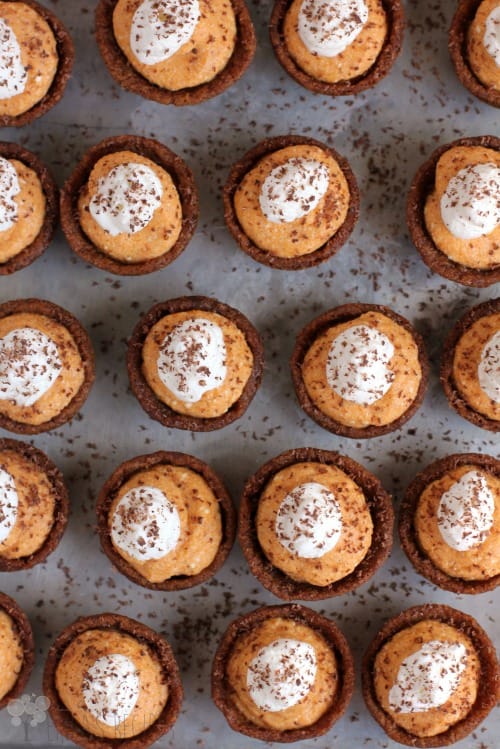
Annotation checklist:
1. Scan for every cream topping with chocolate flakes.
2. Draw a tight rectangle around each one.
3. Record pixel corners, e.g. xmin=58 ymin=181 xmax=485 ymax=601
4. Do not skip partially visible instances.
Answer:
xmin=298 ymin=0 xmax=369 ymax=57
xmin=82 ymin=653 xmax=140 ymax=727
xmin=0 ymin=466 xmax=17 ymax=544
xmin=437 ymin=470 xmax=495 ymax=551
xmin=131 ymin=0 xmax=201 ymax=64
xmin=440 ymin=163 xmax=500 ymax=240
xmin=0 ymin=158 xmax=46 ymax=264
xmin=478 ymin=330 xmax=500 ymax=403
xmin=259 ymin=157 xmax=330 ymax=224
xmin=275 ymin=482 xmax=342 ymax=559
xmin=0 ymin=156 xmax=20 ymax=231
xmin=467 ymin=0 xmax=500 ymax=90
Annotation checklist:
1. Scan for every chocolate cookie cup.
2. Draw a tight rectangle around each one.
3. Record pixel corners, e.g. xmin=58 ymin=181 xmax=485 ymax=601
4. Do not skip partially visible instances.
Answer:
xmin=212 ymin=603 xmax=354 ymax=742
xmin=127 ymin=296 xmax=264 ymax=431
xmin=239 ymin=448 xmax=393 ymax=601
xmin=0 ymin=592 xmax=34 ymax=710
xmin=0 ymin=0 xmax=74 ymax=127
xmin=95 ymin=0 xmax=256 ymax=107
xmin=407 ymin=135 xmax=500 ymax=287
xmin=0 ymin=438 xmax=69 ymax=571
xmin=224 ymin=134 xmax=359 ymax=270
xmin=290 ymin=303 xmax=429 ymax=438
xmin=0 ymin=298 xmax=95 ymax=434
xmin=449 ymin=0 xmax=500 ymax=108
xmin=270 ymin=0 xmax=404 ymax=96
xmin=43 ymin=613 xmax=183 ymax=749
xmin=362 ymin=604 xmax=500 ymax=747
xmin=440 ymin=298 xmax=499 ymax=432
xmin=96 ymin=450 xmax=236 ymax=590
xmin=399 ymin=453 xmax=500 ymax=595
xmin=60 ymin=135 xmax=198 ymax=276
xmin=0 ymin=142 xmax=58 ymax=274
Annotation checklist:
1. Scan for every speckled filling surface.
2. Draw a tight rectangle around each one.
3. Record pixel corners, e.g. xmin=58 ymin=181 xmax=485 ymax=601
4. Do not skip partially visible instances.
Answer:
xmin=0 ymin=1 xmax=498 ymax=748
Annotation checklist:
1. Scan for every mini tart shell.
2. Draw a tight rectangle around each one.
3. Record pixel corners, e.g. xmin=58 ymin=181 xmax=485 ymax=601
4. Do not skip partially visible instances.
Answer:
xmin=96 ymin=450 xmax=236 ymax=590
xmin=223 ymin=134 xmax=360 ymax=270
xmin=440 ymin=297 xmax=500 ymax=432
xmin=290 ymin=302 xmax=429 ymax=438
xmin=0 ymin=0 xmax=74 ymax=128
xmin=0 ymin=298 xmax=95 ymax=435
xmin=0 ymin=591 xmax=34 ymax=709
xmin=60 ymin=135 xmax=199 ymax=276
xmin=0 ymin=437 xmax=69 ymax=571
xmin=449 ymin=0 xmax=500 ymax=108
xmin=127 ymin=295 xmax=264 ymax=432
xmin=0 ymin=142 xmax=58 ymax=275
xmin=362 ymin=603 xmax=500 ymax=747
xmin=399 ymin=452 xmax=499 ymax=594
xmin=211 ymin=602 xmax=355 ymax=742
xmin=95 ymin=0 xmax=256 ymax=106
xmin=269 ymin=0 xmax=404 ymax=96
xmin=238 ymin=447 xmax=394 ymax=600
xmin=407 ymin=134 xmax=500 ymax=287
xmin=43 ymin=613 xmax=183 ymax=749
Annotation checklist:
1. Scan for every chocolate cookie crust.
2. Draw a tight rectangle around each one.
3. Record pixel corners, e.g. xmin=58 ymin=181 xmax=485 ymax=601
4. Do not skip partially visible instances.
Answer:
xmin=0 ymin=0 xmax=74 ymax=128
xmin=96 ymin=450 xmax=236 ymax=590
xmin=0 ymin=592 xmax=34 ymax=710
xmin=239 ymin=447 xmax=393 ymax=600
xmin=0 ymin=438 xmax=69 ymax=571
xmin=399 ymin=452 xmax=499 ymax=594
xmin=43 ymin=613 xmax=183 ymax=749
xmin=269 ymin=0 xmax=404 ymax=96
xmin=440 ymin=298 xmax=500 ymax=432
xmin=449 ymin=0 xmax=500 ymax=108
xmin=211 ymin=603 xmax=355 ymax=742
xmin=290 ymin=303 xmax=429 ymax=438
xmin=127 ymin=296 xmax=264 ymax=432
xmin=95 ymin=0 xmax=256 ymax=106
xmin=362 ymin=603 xmax=500 ymax=747
xmin=0 ymin=142 xmax=58 ymax=274
xmin=224 ymin=134 xmax=360 ymax=270
xmin=60 ymin=135 xmax=199 ymax=276
xmin=0 ymin=298 xmax=95 ymax=435
xmin=407 ymin=135 xmax=500 ymax=287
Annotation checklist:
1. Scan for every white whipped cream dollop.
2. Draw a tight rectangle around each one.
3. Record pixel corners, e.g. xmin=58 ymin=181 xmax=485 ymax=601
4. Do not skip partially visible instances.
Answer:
xmin=131 ymin=0 xmax=200 ymax=65
xmin=89 ymin=162 xmax=163 ymax=236
xmin=111 ymin=486 xmax=181 ymax=561
xmin=275 ymin=482 xmax=342 ymax=558
xmin=157 ymin=318 xmax=227 ymax=404
xmin=484 ymin=6 xmax=500 ymax=67
xmin=82 ymin=653 xmax=140 ymax=726
xmin=298 ymin=0 xmax=369 ymax=57
xmin=247 ymin=639 xmax=317 ymax=712
xmin=259 ymin=157 xmax=330 ymax=223
xmin=437 ymin=471 xmax=495 ymax=551
xmin=0 ymin=467 xmax=18 ymax=544
xmin=326 ymin=324 xmax=395 ymax=405
xmin=440 ymin=163 xmax=500 ymax=240
xmin=0 ymin=157 xmax=20 ymax=232
xmin=478 ymin=330 xmax=500 ymax=404
xmin=0 ymin=328 xmax=61 ymax=407
xmin=388 ymin=640 xmax=467 ymax=713
xmin=0 ymin=18 xmax=27 ymax=100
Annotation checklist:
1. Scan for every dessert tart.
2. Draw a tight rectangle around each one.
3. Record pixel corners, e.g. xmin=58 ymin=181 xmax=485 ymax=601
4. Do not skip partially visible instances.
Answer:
xmin=269 ymin=0 xmax=404 ymax=96
xmin=127 ymin=295 xmax=264 ymax=431
xmin=450 ymin=0 xmax=500 ymax=108
xmin=0 ymin=0 xmax=74 ymax=127
xmin=0 ymin=438 xmax=69 ymax=571
xmin=0 ymin=142 xmax=58 ymax=275
xmin=239 ymin=447 xmax=393 ymax=600
xmin=43 ymin=613 xmax=183 ymax=749
xmin=95 ymin=0 xmax=256 ymax=106
xmin=290 ymin=303 xmax=428 ymax=438
xmin=407 ymin=135 xmax=500 ymax=287
xmin=97 ymin=450 xmax=236 ymax=590
xmin=224 ymin=134 xmax=359 ymax=270
xmin=399 ymin=453 xmax=500 ymax=594
xmin=60 ymin=135 xmax=199 ymax=276
xmin=212 ymin=603 xmax=354 ymax=742
xmin=440 ymin=298 xmax=499 ymax=431
xmin=362 ymin=603 xmax=499 ymax=746
xmin=0 ymin=592 xmax=34 ymax=710
xmin=0 ymin=299 xmax=95 ymax=434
